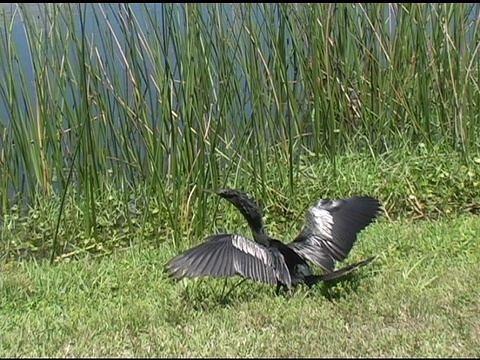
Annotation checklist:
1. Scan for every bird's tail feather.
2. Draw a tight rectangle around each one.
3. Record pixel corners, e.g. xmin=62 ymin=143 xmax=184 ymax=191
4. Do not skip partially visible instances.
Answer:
xmin=304 ymin=255 xmax=378 ymax=286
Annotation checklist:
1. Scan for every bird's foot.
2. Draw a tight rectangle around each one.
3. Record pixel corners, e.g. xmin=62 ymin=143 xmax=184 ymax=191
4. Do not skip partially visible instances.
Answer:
xmin=275 ymin=283 xmax=282 ymax=296
xmin=275 ymin=283 xmax=295 ymax=298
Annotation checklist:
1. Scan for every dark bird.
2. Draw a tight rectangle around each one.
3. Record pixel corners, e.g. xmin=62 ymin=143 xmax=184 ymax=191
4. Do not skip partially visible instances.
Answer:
xmin=166 ymin=188 xmax=383 ymax=294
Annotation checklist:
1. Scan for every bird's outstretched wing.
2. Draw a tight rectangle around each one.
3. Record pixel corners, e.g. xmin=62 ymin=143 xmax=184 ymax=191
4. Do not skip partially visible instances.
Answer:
xmin=166 ymin=234 xmax=292 ymax=287
xmin=288 ymin=197 xmax=382 ymax=272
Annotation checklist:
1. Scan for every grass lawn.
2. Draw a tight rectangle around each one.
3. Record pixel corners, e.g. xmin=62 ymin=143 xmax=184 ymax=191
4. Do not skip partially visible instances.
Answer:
xmin=1 ymin=215 xmax=479 ymax=357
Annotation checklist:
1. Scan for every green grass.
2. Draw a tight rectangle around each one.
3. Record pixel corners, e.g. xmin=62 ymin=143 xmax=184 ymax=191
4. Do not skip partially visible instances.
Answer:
xmin=1 ymin=216 xmax=479 ymax=357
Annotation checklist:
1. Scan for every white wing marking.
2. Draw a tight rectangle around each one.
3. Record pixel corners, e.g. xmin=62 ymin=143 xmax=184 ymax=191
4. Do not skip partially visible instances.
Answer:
xmin=231 ymin=234 xmax=272 ymax=266
xmin=309 ymin=204 xmax=334 ymax=241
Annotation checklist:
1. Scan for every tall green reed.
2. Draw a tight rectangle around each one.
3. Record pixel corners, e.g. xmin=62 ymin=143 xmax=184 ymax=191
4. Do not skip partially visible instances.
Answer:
xmin=0 ymin=4 xmax=479 ymax=257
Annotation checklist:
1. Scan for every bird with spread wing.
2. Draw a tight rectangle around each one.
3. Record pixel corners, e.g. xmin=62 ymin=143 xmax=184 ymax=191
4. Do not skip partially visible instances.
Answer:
xmin=166 ymin=188 xmax=383 ymax=294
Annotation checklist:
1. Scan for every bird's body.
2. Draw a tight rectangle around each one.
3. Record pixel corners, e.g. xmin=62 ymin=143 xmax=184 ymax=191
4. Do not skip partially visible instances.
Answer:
xmin=166 ymin=188 xmax=383 ymax=293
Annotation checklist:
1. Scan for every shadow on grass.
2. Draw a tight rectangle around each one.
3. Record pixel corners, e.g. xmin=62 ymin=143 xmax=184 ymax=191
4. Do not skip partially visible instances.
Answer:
xmin=315 ymin=273 xmax=363 ymax=300
xmin=170 ymin=267 xmax=378 ymax=312
xmin=177 ymin=277 xmax=269 ymax=311
xmin=300 ymin=269 xmax=377 ymax=301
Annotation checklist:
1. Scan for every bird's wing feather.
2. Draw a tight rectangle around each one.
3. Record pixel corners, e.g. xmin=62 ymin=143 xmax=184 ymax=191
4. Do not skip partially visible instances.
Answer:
xmin=166 ymin=234 xmax=291 ymax=287
xmin=288 ymin=197 xmax=382 ymax=271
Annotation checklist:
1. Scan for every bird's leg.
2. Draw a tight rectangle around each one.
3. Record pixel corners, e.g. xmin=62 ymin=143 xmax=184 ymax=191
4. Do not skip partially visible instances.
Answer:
xmin=221 ymin=278 xmax=247 ymax=302
xmin=220 ymin=278 xmax=228 ymax=298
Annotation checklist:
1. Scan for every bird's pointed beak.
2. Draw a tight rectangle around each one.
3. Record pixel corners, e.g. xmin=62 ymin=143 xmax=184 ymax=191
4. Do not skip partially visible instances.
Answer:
xmin=203 ymin=188 xmax=218 ymax=194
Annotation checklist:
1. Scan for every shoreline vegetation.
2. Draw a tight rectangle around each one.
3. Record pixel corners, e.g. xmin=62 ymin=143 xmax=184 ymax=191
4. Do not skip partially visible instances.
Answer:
xmin=2 ymin=149 xmax=479 ymax=263
xmin=0 ymin=4 xmax=479 ymax=357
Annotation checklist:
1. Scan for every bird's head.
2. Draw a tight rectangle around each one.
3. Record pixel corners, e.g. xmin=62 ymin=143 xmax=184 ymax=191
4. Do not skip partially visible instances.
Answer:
xmin=205 ymin=188 xmax=264 ymax=221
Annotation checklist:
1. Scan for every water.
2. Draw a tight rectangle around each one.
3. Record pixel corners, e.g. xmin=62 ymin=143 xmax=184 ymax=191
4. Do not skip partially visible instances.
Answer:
xmin=0 ymin=3 xmax=404 ymax=127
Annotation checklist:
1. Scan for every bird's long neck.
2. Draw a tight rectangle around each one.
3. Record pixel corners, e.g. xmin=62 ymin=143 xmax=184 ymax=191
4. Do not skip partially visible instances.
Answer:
xmin=247 ymin=213 xmax=269 ymax=245
xmin=236 ymin=205 xmax=270 ymax=246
